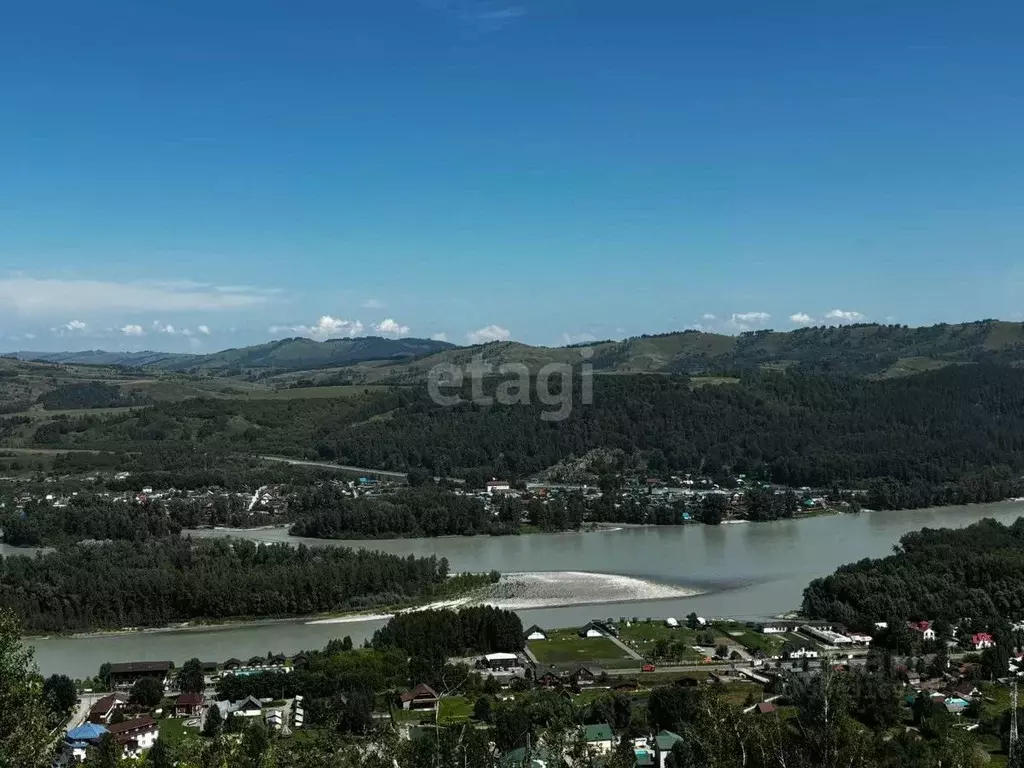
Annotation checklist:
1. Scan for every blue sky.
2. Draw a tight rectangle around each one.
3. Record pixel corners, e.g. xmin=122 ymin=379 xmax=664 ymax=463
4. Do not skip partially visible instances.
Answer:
xmin=2 ymin=0 xmax=1022 ymax=352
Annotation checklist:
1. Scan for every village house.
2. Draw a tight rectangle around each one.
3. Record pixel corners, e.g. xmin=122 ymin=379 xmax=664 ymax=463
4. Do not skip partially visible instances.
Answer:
xmin=107 ymin=660 xmax=172 ymax=689
xmin=88 ymin=693 xmax=128 ymax=724
xmin=107 ymin=716 xmax=159 ymax=757
xmin=483 ymin=652 xmax=520 ymax=671
xmin=175 ymin=693 xmax=205 ymax=718
xmin=65 ymin=723 xmax=108 ymax=762
xmin=486 ymin=480 xmax=511 ymax=494
xmin=583 ymin=724 xmax=614 ymax=755
xmin=217 ymin=695 xmax=264 ymax=719
xmin=972 ymin=632 xmax=995 ymax=650
xmin=398 ymin=683 xmax=439 ymax=711
xmin=908 ymin=621 xmax=936 ymax=642
xmin=570 ymin=665 xmax=602 ymax=687
xmin=524 ymin=625 xmax=548 ymax=642
xmin=579 ymin=622 xmax=605 ymax=639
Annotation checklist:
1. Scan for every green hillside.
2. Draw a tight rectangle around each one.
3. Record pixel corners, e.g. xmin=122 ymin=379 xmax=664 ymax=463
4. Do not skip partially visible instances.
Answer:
xmin=347 ymin=320 xmax=1024 ymax=381
xmin=8 ymin=320 xmax=1024 ymax=385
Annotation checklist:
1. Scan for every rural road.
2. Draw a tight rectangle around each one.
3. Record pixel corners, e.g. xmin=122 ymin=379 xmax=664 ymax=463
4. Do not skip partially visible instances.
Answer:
xmin=259 ymin=456 xmax=408 ymax=480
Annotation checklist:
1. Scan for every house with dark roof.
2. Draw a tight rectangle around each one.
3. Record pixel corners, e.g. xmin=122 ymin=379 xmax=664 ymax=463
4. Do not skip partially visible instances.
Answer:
xmin=247 ymin=656 xmax=266 ymax=668
xmin=398 ymin=683 xmax=439 ymax=711
xmin=108 ymin=661 xmax=172 ymax=687
xmin=175 ymin=693 xmax=205 ymax=717
xmin=223 ymin=658 xmax=242 ymax=670
xmin=524 ymin=625 xmax=548 ymax=642
xmin=107 ymin=716 xmax=159 ymax=756
xmin=88 ymin=693 xmax=129 ymax=724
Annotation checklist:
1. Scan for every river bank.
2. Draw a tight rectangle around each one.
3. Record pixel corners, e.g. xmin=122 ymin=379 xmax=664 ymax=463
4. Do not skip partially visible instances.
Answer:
xmin=24 ymin=570 xmax=701 ymax=640
xmin=22 ymin=499 xmax=1024 ymax=677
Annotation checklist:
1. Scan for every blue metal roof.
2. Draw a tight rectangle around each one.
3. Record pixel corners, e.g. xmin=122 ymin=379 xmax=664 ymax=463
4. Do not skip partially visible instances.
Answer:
xmin=67 ymin=723 xmax=107 ymax=741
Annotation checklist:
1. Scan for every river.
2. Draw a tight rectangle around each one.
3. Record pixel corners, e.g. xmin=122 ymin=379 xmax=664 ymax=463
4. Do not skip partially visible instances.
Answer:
xmin=21 ymin=500 xmax=1024 ymax=677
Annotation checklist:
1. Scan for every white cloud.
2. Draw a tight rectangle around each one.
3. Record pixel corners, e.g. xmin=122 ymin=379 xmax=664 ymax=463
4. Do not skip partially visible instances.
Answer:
xmin=374 ymin=318 xmax=411 ymax=336
xmin=271 ymin=315 xmax=365 ymax=340
xmin=824 ymin=309 xmax=865 ymax=323
xmin=0 ymin=277 xmax=270 ymax=316
xmin=727 ymin=311 xmax=771 ymax=331
xmin=197 ymin=325 xmax=211 ymax=335
xmin=24 ymin=333 xmax=35 ymax=340
xmin=701 ymin=313 xmax=716 ymax=321
xmin=789 ymin=313 xmax=813 ymax=325
xmin=467 ymin=324 xmax=511 ymax=344
xmin=152 ymin=321 xmax=177 ymax=335
xmin=361 ymin=298 xmax=385 ymax=309
xmin=119 ymin=324 xmax=145 ymax=337
xmin=431 ymin=332 xmax=448 ymax=342
xmin=562 ymin=331 xmax=597 ymax=345
xmin=64 ymin=320 xmax=87 ymax=332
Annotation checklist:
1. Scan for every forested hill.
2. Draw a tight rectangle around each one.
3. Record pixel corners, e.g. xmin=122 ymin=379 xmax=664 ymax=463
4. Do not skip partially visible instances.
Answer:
xmin=379 ymin=319 xmax=1024 ymax=380
xmin=12 ymin=320 xmax=1024 ymax=379
xmin=802 ymin=517 xmax=1024 ymax=629
xmin=27 ymin=364 xmax=1024 ymax=509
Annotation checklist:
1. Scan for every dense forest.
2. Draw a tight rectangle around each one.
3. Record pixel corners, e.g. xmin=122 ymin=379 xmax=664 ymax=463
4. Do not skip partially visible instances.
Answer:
xmin=0 ymin=494 xmax=181 ymax=546
xmin=289 ymin=486 xmax=513 ymax=538
xmin=25 ymin=365 xmax=1024 ymax=510
xmin=0 ymin=537 xmax=486 ymax=633
xmin=36 ymin=381 xmax=152 ymax=410
xmin=371 ymin=606 xmax=523 ymax=657
xmin=803 ymin=517 xmax=1024 ymax=629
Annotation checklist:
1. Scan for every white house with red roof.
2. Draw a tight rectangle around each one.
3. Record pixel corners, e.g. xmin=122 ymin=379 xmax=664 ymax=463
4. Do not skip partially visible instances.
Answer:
xmin=972 ymin=632 xmax=995 ymax=650
xmin=908 ymin=620 xmax=936 ymax=642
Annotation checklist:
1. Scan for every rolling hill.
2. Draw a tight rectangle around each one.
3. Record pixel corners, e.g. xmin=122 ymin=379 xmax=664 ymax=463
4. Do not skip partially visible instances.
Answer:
xmin=8 ymin=320 xmax=1024 ymax=382
xmin=324 ymin=319 xmax=1024 ymax=382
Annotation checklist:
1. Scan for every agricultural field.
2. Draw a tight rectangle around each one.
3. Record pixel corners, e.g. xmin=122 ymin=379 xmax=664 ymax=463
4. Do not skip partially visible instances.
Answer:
xmin=528 ymin=629 xmax=632 ymax=664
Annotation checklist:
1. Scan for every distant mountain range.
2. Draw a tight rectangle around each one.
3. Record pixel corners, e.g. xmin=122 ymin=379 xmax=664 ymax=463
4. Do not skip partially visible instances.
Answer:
xmin=11 ymin=336 xmax=456 ymax=374
xmin=10 ymin=320 xmax=1024 ymax=379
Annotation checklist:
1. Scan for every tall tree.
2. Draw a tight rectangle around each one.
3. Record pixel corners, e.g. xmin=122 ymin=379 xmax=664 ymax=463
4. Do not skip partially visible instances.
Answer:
xmin=0 ymin=610 xmax=50 ymax=768
xmin=176 ymin=657 xmax=205 ymax=694
xmin=42 ymin=673 xmax=78 ymax=725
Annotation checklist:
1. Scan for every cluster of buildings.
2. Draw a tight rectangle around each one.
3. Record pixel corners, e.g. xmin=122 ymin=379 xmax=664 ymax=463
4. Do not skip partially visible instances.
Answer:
xmin=65 ymin=718 xmax=159 ymax=762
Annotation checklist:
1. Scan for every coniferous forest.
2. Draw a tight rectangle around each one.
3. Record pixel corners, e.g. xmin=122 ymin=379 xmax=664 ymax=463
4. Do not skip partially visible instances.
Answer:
xmin=803 ymin=517 xmax=1024 ymax=629
xmin=0 ymin=537 xmax=475 ymax=633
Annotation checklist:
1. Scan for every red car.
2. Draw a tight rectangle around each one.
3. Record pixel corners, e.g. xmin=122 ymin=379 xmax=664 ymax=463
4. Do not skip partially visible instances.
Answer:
xmin=642 ymin=663 xmax=656 ymax=672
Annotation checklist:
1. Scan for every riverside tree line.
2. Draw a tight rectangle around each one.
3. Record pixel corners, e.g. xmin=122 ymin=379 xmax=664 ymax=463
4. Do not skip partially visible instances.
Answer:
xmin=0 ymin=537 xmax=488 ymax=633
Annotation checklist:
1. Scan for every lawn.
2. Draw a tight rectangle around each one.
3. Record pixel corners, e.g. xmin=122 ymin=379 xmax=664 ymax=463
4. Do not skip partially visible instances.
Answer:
xmin=529 ymin=629 xmax=631 ymax=664
xmin=617 ymin=621 xmax=717 ymax=662
xmin=157 ymin=716 xmax=192 ymax=747
xmin=392 ymin=708 xmax=435 ymax=725
xmin=714 ymin=622 xmax=786 ymax=655
xmin=438 ymin=696 xmax=473 ymax=724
